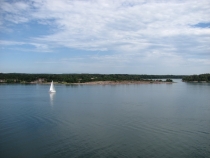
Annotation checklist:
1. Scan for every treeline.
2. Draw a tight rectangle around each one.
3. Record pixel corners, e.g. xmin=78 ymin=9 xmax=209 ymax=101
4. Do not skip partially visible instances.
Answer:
xmin=182 ymin=74 xmax=210 ymax=82
xmin=0 ymin=73 xmax=185 ymax=83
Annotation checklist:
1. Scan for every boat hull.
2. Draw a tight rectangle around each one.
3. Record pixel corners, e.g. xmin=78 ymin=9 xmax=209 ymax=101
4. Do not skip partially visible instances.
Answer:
xmin=49 ymin=90 xmax=56 ymax=93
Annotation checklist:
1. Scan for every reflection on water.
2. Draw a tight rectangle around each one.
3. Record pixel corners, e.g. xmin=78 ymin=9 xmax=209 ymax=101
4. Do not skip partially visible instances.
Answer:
xmin=0 ymin=81 xmax=210 ymax=158
xmin=49 ymin=92 xmax=55 ymax=106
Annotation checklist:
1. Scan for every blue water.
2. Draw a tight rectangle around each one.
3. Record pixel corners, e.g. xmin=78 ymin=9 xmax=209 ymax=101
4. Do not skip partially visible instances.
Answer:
xmin=0 ymin=80 xmax=210 ymax=158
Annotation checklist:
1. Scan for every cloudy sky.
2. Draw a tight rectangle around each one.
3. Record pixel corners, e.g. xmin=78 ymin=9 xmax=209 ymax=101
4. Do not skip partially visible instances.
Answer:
xmin=0 ymin=0 xmax=210 ymax=74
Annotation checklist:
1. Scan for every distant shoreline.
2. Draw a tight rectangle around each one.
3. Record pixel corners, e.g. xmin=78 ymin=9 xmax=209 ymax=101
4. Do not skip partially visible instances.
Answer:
xmin=0 ymin=73 xmax=183 ymax=84
xmin=0 ymin=80 xmax=174 ymax=85
xmin=2 ymin=73 xmax=210 ymax=83
xmin=73 ymin=81 xmax=174 ymax=85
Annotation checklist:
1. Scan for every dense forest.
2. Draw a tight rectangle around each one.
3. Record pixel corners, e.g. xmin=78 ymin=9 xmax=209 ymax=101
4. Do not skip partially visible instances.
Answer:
xmin=0 ymin=73 xmax=185 ymax=83
xmin=182 ymin=74 xmax=210 ymax=82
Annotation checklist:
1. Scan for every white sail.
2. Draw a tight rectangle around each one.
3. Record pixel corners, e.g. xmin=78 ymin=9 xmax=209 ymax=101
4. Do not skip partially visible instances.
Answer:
xmin=49 ymin=81 xmax=56 ymax=93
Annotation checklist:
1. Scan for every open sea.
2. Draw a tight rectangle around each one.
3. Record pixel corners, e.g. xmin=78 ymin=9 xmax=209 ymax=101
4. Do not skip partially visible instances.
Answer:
xmin=0 ymin=80 xmax=210 ymax=158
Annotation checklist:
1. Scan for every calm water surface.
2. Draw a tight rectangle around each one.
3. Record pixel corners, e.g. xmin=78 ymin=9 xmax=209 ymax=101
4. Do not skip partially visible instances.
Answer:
xmin=0 ymin=80 xmax=210 ymax=158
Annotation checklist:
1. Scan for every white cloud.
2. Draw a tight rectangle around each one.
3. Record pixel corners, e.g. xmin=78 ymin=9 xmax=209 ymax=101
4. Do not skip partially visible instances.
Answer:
xmin=1 ymin=0 xmax=210 ymax=73
xmin=27 ymin=0 xmax=210 ymax=53
xmin=0 ymin=1 xmax=31 ymax=23
xmin=0 ymin=1 xmax=29 ymax=13
xmin=0 ymin=40 xmax=25 ymax=45
xmin=188 ymin=58 xmax=210 ymax=65
xmin=0 ymin=40 xmax=51 ymax=52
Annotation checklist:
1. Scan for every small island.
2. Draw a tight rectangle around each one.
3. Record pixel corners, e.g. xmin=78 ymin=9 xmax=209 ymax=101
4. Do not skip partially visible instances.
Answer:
xmin=0 ymin=73 xmax=180 ymax=84
xmin=182 ymin=74 xmax=210 ymax=82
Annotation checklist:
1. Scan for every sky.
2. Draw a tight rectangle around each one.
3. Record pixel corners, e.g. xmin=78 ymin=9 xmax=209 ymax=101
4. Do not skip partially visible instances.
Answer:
xmin=0 ymin=0 xmax=210 ymax=75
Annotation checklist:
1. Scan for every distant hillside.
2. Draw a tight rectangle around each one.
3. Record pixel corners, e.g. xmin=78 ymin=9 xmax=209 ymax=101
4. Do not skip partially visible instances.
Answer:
xmin=0 ymin=73 xmax=185 ymax=83
xmin=182 ymin=74 xmax=210 ymax=82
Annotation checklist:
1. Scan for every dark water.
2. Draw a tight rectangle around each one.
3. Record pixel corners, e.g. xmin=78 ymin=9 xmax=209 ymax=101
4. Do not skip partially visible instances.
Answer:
xmin=0 ymin=80 xmax=210 ymax=158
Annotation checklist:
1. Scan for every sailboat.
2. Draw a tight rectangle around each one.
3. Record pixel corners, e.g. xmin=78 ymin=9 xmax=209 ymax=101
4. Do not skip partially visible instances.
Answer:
xmin=49 ymin=81 xmax=56 ymax=93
